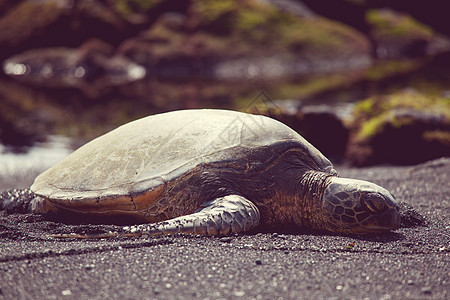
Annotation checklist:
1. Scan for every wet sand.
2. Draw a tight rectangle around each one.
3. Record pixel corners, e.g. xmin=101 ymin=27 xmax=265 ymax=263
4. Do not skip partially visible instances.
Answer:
xmin=0 ymin=158 xmax=449 ymax=299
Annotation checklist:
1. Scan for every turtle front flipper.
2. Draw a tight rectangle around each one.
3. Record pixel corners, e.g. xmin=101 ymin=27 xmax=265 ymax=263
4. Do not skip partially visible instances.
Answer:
xmin=133 ymin=195 xmax=261 ymax=236
xmin=47 ymin=195 xmax=261 ymax=239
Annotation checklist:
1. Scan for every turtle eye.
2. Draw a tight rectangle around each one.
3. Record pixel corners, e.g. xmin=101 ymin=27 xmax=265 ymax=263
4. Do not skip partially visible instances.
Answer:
xmin=363 ymin=193 xmax=388 ymax=213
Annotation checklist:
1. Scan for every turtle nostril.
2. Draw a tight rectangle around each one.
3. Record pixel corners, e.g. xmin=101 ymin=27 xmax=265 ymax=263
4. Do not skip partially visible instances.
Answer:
xmin=363 ymin=193 xmax=388 ymax=213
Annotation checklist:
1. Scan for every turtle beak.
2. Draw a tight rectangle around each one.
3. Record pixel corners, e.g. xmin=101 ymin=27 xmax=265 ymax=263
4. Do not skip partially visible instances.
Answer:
xmin=361 ymin=192 xmax=400 ymax=231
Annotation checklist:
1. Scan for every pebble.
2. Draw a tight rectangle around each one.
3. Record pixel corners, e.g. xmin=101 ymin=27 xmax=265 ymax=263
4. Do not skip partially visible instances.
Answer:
xmin=421 ymin=286 xmax=432 ymax=294
xmin=255 ymin=259 xmax=262 ymax=265
xmin=220 ymin=237 xmax=233 ymax=243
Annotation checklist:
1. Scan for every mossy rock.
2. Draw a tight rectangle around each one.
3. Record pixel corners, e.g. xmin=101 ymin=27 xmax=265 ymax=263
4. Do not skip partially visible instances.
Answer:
xmin=123 ymin=0 xmax=371 ymax=75
xmin=347 ymin=89 xmax=450 ymax=166
xmin=366 ymin=8 xmax=450 ymax=58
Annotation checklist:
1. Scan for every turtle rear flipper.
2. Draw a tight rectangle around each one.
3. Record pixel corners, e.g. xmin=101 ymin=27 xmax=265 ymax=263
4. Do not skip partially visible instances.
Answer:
xmin=1 ymin=189 xmax=38 ymax=214
xmin=1 ymin=189 xmax=58 ymax=215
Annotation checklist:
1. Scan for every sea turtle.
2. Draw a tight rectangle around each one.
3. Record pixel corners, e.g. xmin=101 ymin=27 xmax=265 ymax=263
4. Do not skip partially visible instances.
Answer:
xmin=3 ymin=109 xmax=400 ymax=237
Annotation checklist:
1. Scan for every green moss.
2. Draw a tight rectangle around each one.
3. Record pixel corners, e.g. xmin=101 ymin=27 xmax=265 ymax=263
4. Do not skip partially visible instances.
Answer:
xmin=365 ymin=59 xmax=424 ymax=81
xmin=237 ymin=8 xmax=273 ymax=33
xmin=114 ymin=0 xmax=161 ymax=17
xmin=194 ymin=0 xmax=236 ymax=23
xmin=353 ymin=90 xmax=450 ymax=140
xmin=355 ymin=98 xmax=374 ymax=114
xmin=279 ymin=73 xmax=357 ymax=100
xmin=366 ymin=9 xmax=434 ymax=40
xmin=387 ymin=92 xmax=450 ymax=118
xmin=358 ymin=114 xmax=386 ymax=138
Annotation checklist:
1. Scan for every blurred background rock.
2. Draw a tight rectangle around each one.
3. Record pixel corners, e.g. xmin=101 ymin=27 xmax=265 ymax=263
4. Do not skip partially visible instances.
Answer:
xmin=0 ymin=0 xmax=448 ymax=169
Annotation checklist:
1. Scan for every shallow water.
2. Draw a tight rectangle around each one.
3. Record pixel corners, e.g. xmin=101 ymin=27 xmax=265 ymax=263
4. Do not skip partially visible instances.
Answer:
xmin=0 ymin=136 xmax=72 ymax=190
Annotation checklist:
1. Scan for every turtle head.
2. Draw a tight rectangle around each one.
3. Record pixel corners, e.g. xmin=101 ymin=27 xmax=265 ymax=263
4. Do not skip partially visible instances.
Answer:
xmin=321 ymin=177 xmax=400 ymax=233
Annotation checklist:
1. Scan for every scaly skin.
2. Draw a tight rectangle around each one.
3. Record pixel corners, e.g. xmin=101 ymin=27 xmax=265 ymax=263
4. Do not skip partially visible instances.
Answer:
xmin=321 ymin=177 xmax=400 ymax=233
xmin=126 ymin=195 xmax=260 ymax=236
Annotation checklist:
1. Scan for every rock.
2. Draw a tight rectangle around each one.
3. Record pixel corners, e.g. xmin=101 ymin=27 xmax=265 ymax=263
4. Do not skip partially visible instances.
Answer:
xmin=347 ymin=89 xmax=450 ymax=166
xmin=119 ymin=0 xmax=372 ymax=80
xmin=249 ymin=100 xmax=349 ymax=163
xmin=300 ymin=0 xmax=450 ymax=52
xmin=366 ymin=1 xmax=450 ymax=38
xmin=366 ymin=8 xmax=450 ymax=59
xmin=0 ymin=0 xmax=65 ymax=51
xmin=0 ymin=0 xmax=167 ymax=61
xmin=219 ymin=237 xmax=233 ymax=243
xmin=3 ymin=39 xmax=146 ymax=97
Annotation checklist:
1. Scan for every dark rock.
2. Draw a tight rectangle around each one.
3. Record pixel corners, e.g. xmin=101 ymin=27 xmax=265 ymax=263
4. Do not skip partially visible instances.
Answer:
xmin=250 ymin=100 xmax=349 ymax=163
xmin=297 ymin=104 xmax=349 ymax=163
xmin=366 ymin=8 xmax=450 ymax=59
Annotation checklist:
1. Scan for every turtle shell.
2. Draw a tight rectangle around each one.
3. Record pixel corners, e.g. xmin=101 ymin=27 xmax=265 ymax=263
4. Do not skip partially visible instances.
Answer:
xmin=31 ymin=109 xmax=332 ymax=215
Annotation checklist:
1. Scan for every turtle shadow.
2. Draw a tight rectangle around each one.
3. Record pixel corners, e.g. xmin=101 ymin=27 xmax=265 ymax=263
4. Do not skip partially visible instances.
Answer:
xmin=43 ymin=212 xmax=142 ymax=226
xmin=346 ymin=231 xmax=405 ymax=242
xmin=252 ymin=226 xmax=406 ymax=242
xmin=42 ymin=200 xmax=427 ymax=241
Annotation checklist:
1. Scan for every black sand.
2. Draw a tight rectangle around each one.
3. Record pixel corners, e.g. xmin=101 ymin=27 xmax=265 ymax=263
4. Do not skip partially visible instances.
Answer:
xmin=1 ymin=158 xmax=449 ymax=299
